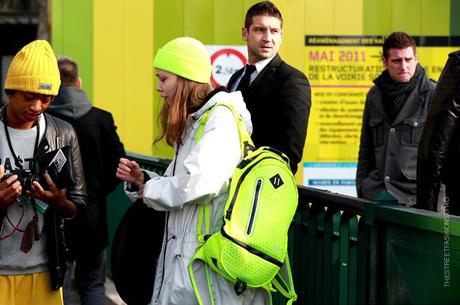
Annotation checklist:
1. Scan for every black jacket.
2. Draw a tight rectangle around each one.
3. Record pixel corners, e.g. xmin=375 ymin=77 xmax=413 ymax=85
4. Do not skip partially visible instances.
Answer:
xmin=227 ymin=54 xmax=311 ymax=173
xmin=417 ymin=50 xmax=460 ymax=215
xmin=47 ymin=87 xmax=126 ymax=256
xmin=0 ymin=107 xmax=87 ymax=290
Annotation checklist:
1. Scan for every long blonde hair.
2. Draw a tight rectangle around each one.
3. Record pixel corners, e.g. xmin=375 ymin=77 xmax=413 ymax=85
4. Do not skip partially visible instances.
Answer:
xmin=155 ymin=77 xmax=211 ymax=146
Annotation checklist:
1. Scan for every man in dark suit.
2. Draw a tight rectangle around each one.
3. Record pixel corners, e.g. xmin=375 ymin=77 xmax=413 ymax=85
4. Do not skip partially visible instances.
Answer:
xmin=46 ymin=56 xmax=126 ymax=305
xmin=227 ymin=1 xmax=311 ymax=173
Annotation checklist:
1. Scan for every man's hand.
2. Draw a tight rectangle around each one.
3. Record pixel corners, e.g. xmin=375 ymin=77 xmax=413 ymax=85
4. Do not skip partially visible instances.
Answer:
xmin=0 ymin=165 xmax=22 ymax=210
xmin=29 ymin=171 xmax=76 ymax=218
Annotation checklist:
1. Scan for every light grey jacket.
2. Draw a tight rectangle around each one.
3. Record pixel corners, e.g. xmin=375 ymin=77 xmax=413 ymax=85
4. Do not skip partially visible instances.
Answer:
xmin=125 ymin=90 xmax=268 ymax=305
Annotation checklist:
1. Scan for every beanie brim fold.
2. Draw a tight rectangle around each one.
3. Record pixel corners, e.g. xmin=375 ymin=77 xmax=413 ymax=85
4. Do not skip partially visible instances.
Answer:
xmin=5 ymin=75 xmax=60 ymax=96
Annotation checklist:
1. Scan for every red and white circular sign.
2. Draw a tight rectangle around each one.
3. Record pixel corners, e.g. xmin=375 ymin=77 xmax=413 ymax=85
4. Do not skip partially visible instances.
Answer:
xmin=209 ymin=47 xmax=247 ymax=88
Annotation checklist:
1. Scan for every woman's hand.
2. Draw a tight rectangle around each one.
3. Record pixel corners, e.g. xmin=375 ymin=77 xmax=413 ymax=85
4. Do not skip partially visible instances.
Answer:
xmin=116 ymin=158 xmax=144 ymax=188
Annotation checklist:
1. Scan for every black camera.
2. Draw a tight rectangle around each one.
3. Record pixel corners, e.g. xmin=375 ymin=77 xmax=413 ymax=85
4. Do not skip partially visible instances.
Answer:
xmin=0 ymin=169 xmax=45 ymax=192
xmin=1 ymin=147 xmax=74 ymax=193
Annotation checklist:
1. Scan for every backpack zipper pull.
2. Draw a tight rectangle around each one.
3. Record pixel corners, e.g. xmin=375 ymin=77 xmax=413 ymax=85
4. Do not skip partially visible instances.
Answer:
xmin=234 ymin=279 xmax=247 ymax=295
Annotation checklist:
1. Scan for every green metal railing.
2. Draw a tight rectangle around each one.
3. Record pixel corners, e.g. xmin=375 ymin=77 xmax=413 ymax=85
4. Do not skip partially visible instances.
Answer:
xmin=106 ymin=153 xmax=460 ymax=304
xmin=290 ymin=187 xmax=368 ymax=305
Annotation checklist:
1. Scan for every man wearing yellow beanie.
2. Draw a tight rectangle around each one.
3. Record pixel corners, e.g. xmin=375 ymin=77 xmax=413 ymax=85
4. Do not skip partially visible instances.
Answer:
xmin=0 ymin=40 xmax=86 ymax=305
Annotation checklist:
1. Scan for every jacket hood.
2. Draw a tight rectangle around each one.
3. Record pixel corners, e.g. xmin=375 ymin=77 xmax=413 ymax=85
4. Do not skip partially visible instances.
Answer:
xmin=47 ymin=87 xmax=92 ymax=120
xmin=192 ymin=89 xmax=253 ymax=135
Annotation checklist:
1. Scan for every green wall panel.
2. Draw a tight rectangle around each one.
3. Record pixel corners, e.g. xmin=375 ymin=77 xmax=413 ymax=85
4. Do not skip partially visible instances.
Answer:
xmin=421 ymin=0 xmax=450 ymax=35
xmin=52 ymin=0 xmax=93 ymax=100
xmin=153 ymin=0 xmax=183 ymax=158
xmin=363 ymin=0 xmax=393 ymax=35
xmin=184 ymin=0 xmax=214 ymax=42
xmin=154 ymin=0 xmax=184 ymax=47
xmin=52 ymin=1 xmax=64 ymax=52
xmin=364 ymin=0 xmax=450 ymax=36
xmin=213 ymin=1 xmax=248 ymax=44
xmin=452 ymin=0 xmax=460 ymax=35
xmin=393 ymin=0 xmax=422 ymax=35
xmin=305 ymin=0 xmax=335 ymax=35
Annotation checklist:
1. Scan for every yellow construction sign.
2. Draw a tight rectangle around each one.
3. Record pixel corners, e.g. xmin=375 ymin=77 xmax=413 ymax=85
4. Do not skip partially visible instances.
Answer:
xmin=303 ymin=35 xmax=459 ymax=195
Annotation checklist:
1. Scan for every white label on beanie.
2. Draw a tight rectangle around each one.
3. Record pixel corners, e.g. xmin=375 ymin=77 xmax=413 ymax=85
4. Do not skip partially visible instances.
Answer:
xmin=39 ymin=83 xmax=52 ymax=90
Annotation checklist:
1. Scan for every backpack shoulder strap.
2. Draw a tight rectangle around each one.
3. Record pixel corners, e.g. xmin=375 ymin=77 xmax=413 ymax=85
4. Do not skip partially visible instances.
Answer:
xmin=190 ymin=102 xmax=258 ymax=305
xmin=271 ymin=255 xmax=298 ymax=305
xmin=195 ymin=103 xmax=255 ymax=156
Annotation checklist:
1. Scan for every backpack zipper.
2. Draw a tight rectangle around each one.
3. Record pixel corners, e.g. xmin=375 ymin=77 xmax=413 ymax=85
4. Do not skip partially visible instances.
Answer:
xmin=221 ymin=227 xmax=283 ymax=267
xmin=226 ymin=156 xmax=280 ymax=220
xmin=246 ymin=178 xmax=262 ymax=235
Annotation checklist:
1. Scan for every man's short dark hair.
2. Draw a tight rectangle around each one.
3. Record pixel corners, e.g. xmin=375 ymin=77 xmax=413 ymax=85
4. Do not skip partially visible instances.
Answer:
xmin=244 ymin=1 xmax=283 ymax=29
xmin=57 ymin=56 xmax=79 ymax=88
xmin=382 ymin=32 xmax=417 ymax=59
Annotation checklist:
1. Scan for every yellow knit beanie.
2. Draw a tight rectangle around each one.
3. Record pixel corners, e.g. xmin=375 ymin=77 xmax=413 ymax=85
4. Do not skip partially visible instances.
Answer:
xmin=5 ymin=40 xmax=61 ymax=96
xmin=153 ymin=37 xmax=211 ymax=83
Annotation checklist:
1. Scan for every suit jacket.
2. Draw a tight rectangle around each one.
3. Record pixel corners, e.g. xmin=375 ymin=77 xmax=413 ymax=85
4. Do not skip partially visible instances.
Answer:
xmin=227 ymin=54 xmax=311 ymax=173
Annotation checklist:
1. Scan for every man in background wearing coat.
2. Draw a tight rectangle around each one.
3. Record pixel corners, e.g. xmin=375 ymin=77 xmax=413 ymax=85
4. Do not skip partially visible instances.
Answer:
xmin=356 ymin=31 xmax=436 ymax=205
xmin=227 ymin=0 xmax=311 ymax=174
xmin=47 ymin=56 xmax=126 ymax=305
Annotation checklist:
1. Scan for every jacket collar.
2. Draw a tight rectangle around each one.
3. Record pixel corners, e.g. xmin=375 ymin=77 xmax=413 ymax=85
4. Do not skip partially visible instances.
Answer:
xmin=191 ymin=87 xmax=228 ymax=120
xmin=373 ymin=72 xmax=432 ymax=125
xmin=47 ymin=87 xmax=92 ymax=120
xmin=228 ymin=53 xmax=281 ymax=92
xmin=249 ymin=53 xmax=281 ymax=90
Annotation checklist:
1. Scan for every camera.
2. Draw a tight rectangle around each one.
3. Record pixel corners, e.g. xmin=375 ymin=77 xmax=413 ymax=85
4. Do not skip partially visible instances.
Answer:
xmin=0 ymin=147 xmax=73 ymax=193
xmin=0 ymin=169 xmax=45 ymax=192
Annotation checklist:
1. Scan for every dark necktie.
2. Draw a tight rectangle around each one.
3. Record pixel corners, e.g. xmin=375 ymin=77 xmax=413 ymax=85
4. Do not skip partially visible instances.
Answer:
xmin=236 ymin=65 xmax=256 ymax=92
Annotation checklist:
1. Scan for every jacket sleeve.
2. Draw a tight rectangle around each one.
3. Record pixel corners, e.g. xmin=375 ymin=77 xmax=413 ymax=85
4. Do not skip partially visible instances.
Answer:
xmin=416 ymin=95 xmax=460 ymax=211
xmin=277 ymin=68 xmax=311 ymax=173
xmin=416 ymin=51 xmax=460 ymax=211
xmin=142 ymin=107 xmax=241 ymax=211
xmin=66 ymin=125 xmax=87 ymax=212
xmin=101 ymin=112 xmax=126 ymax=196
xmin=356 ymin=93 xmax=375 ymax=198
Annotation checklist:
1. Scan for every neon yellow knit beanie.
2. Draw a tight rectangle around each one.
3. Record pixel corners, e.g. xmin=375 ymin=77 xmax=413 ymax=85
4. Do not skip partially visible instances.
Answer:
xmin=153 ymin=37 xmax=211 ymax=83
xmin=5 ymin=40 xmax=61 ymax=96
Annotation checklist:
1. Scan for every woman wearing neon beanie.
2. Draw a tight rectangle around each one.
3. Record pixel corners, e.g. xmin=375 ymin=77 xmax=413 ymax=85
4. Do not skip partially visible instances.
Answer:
xmin=116 ymin=37 xmax=267 ymax=304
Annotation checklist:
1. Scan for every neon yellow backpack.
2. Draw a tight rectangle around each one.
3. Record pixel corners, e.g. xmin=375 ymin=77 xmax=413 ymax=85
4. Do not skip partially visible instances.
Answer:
xmin=188 ymin=103 xmax=298 ymax=305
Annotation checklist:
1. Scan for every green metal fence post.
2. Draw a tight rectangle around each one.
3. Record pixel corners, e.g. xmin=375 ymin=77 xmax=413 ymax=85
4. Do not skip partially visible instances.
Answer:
xmin=338 ymin=212 xmax=350 ymax=305
xmin=323 ymin=208 xmax=340 ymax=305
xmin=347 ymin=215 xmax=359 ymax=305
xmin=315 ymin=206 xmax=326 ymax=304
xmin=356 ymin=217 xmax=368 ymax=305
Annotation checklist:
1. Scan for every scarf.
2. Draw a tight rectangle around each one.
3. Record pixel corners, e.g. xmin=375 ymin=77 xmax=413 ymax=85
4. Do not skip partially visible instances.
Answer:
xmin=374 ymin=64 xmax=424 ymax=122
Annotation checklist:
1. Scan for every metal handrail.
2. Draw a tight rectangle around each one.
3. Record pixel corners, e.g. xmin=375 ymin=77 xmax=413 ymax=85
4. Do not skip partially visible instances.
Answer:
xmin=122 ymin=153 xmax=460 ymax=304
